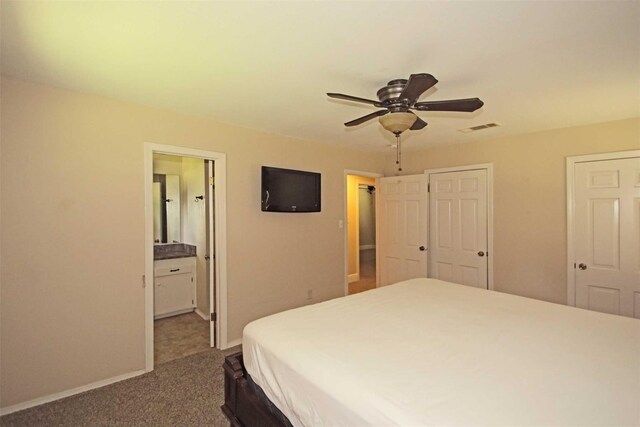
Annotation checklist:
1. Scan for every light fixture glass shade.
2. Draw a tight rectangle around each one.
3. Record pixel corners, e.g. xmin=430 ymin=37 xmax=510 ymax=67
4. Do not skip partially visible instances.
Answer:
xmin=379 ymin=112 xmax=417 ymax=134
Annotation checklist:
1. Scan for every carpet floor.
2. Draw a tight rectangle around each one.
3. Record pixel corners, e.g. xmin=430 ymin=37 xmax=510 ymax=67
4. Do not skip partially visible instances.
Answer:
xmin=1 ymin=347 xmax=239 ymax=426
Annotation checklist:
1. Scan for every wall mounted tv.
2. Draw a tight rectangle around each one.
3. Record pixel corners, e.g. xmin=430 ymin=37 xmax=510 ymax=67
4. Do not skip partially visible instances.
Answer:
xmin=261 ymin=166 xmax=321 ymax=213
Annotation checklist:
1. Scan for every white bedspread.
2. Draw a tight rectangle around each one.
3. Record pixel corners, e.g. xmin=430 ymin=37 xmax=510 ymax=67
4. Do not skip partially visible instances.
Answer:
xmin=243 ymin=278 xmax=640 ymax=426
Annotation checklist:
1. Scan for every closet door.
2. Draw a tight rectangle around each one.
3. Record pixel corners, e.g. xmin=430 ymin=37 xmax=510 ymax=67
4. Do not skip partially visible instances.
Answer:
xmin=429 ymin=169 xmax=488 ymax=288
xmin=378 ymin=174 xmax=429 ymax=286
xmin=574 ymin=157 xmax=640 ymax=318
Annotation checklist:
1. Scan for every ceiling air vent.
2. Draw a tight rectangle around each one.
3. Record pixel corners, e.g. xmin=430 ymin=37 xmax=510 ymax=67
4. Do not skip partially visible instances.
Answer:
xmin=458 ymin=123 xmax=500 ymax=133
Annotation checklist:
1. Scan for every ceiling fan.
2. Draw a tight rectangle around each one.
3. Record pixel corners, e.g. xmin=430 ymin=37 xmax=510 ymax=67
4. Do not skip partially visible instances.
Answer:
xmin=327 ymin=73 xmax=484 ymax=135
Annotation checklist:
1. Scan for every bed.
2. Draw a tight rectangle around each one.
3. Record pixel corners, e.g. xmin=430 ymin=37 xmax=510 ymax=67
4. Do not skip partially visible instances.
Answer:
xmin=222 ymin=278 xmax=640 ymax=426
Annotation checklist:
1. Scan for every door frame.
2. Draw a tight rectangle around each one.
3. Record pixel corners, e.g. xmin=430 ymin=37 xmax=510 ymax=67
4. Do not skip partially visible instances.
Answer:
xmin=205 ymin=160 xmax=216 ymax=346
xmin=343 ymin=170 xmax=383 ymax=295
xmin=424 ymin=163 xmax=494 ymax=290
xmin=565 ymin=149 xmax=640 ymax=307
xmin=144 ymin=143 xmax=229 ymax=372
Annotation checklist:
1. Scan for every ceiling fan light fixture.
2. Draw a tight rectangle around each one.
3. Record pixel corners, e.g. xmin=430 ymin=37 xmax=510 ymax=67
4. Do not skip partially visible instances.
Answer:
xmin=379 ymin=112 xmax=417 ymax=134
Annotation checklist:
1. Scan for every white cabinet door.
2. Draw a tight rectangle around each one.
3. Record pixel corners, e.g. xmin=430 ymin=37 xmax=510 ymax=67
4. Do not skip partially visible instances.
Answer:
xmin=378 ymin=175 xmax=428 ymax=286
xmin=155 ymin=272 xmax=194 ymax=315
xmin=429 ymin=169 xmax=488 ymax=288
xmin=574 ymin=157 xmax=640 ymax=318
xmin=154 ymin=257 xmax=196 ymax=318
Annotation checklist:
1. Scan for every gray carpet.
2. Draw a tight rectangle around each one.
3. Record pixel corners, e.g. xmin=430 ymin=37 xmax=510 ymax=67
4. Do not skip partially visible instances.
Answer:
xmin=1 ymin=348 xmax=239 ymax=426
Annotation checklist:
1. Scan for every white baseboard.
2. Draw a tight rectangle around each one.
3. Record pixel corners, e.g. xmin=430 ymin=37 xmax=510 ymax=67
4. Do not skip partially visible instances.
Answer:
xmin=348 ymin=273 xmax=360 ymax=283
xmin=224 ymin=338 xmax=242 ymax=350
xmin=0 ymin=369 xmax=146 ymax=416
xmin=359 ymin=245 xmax=376 ymax=250
xmin=154 ymin=307 xmax=194 ymax=320
xmin=194 ymin=308 xmax=209 ymax=321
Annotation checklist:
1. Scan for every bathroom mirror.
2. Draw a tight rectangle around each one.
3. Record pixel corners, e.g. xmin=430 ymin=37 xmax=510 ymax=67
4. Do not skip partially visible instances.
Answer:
xmin=153 ymin=174 xmax=181 ymax=243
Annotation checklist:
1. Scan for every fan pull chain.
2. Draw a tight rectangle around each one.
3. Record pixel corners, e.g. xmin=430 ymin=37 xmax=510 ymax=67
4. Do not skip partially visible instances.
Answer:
xmin=395 ymin=133 xmax=402 ymax=172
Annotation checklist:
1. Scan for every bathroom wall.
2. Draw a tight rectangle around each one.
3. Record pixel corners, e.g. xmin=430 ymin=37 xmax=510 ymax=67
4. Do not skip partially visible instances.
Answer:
xmin=153 ymin=154 xmax=183 ymax=176
xmin=153 ymin=153 xmax=208 ymax=316
xmin=181 ymin=157 xmax=208 ymax=317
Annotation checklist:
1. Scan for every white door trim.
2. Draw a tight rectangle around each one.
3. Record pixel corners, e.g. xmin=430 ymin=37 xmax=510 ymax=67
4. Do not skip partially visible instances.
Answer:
xmin=565 ymin=149 xmax=640 ymax=307
xmin=206 ymin=160 xmax=216 ymax=347
xmin=424 ymin=163 xmax=494 ymax=290
xmin=344 ymin=169 xmax=383 ymax=296
xmin=144 ymin=143 xmax=229 ymax=373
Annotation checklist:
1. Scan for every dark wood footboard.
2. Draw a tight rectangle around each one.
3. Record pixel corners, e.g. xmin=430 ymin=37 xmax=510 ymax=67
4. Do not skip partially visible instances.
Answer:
xmin=221 ymin=352 xmax=293 ymax=427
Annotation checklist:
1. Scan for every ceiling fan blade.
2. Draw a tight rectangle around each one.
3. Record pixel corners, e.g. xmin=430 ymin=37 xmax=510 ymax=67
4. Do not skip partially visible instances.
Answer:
xmin=410 ymin=115 xmax=428 ymax=130
xmin=398 ymin=74 xmax=438 ymax=105
xmin=414 ymin=98 xmax=484 ymax=112
xmin=327 ymin=93 xmax=382 ymax=106
xmin=344 ymin=110 xmax=388 ymax=127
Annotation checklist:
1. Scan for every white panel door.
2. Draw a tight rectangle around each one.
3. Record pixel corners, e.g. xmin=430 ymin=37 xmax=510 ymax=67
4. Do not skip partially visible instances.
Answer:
xmin=378 ymin=175 xmax=428 ymax=286
xmin=429 ymin=169 xmax=488 ymax=288
xmin=574 ymin=157 xmax=640 ymax=318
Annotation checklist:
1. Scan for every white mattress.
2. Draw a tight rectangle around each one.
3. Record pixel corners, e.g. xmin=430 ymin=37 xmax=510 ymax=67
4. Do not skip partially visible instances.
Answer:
xmin=243 ymin=278 xmax=640 ymax=426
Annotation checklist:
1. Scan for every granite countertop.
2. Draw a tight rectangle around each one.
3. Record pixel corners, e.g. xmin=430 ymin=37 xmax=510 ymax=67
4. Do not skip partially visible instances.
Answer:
xmin=154 ymin=243 xmax=197 ymax=260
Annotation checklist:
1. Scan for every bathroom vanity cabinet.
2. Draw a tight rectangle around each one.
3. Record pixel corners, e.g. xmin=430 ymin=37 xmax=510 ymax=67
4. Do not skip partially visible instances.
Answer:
xmin=154 ymin=256 xmax=196 ymax=318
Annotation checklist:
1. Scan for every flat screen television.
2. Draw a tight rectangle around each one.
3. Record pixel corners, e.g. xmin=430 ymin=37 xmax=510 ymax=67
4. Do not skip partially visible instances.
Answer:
xmin=261 ymin=166 xmax=321 ymax=213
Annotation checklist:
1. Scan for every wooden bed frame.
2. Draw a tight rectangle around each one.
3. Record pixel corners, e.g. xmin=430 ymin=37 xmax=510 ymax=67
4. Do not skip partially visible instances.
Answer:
xmin=222 ymin=352 xmax=292 ymax=427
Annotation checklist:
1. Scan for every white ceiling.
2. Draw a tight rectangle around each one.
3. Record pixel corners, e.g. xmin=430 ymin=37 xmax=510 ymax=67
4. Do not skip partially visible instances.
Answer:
xmin=2 ymin=1 xmax=639 ymax=152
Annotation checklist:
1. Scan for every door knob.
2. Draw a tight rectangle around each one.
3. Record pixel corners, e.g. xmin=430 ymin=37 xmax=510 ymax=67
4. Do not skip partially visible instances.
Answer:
xmin=204 ymin=255 xmax=210 ymax=260
xmin=419 ymin=246 xmax=426 ymax=251
xmin=578 ymin=263 xmax=587 ymax=270
xmin=478 ymin=251 xmax=485 ymax=257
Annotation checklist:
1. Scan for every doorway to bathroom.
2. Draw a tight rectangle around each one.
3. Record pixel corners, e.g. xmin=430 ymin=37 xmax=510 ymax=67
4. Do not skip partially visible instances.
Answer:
xmin=152 ymin=154 xmax=211 ymax=365
xmin=345 ymin=171 xmax=382 ymax=295
xmin=144 ymin=143 xmax=228 ymax=372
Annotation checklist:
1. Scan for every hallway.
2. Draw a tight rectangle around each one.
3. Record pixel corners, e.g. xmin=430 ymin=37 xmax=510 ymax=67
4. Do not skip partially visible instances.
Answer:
xmin=348 ymin=248 xmax=376 ymax=294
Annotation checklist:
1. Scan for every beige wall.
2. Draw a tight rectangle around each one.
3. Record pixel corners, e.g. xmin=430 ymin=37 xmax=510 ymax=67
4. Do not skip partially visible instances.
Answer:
xmin=0 ymin=77 xmax=384 ymax=408
xmin=384 ymin=117 xmax=640 ymax=304
xmin=358 ymin=186 xmax=375 ymax=248
xmin=2 ymin=75 xmax=636 ymax=410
